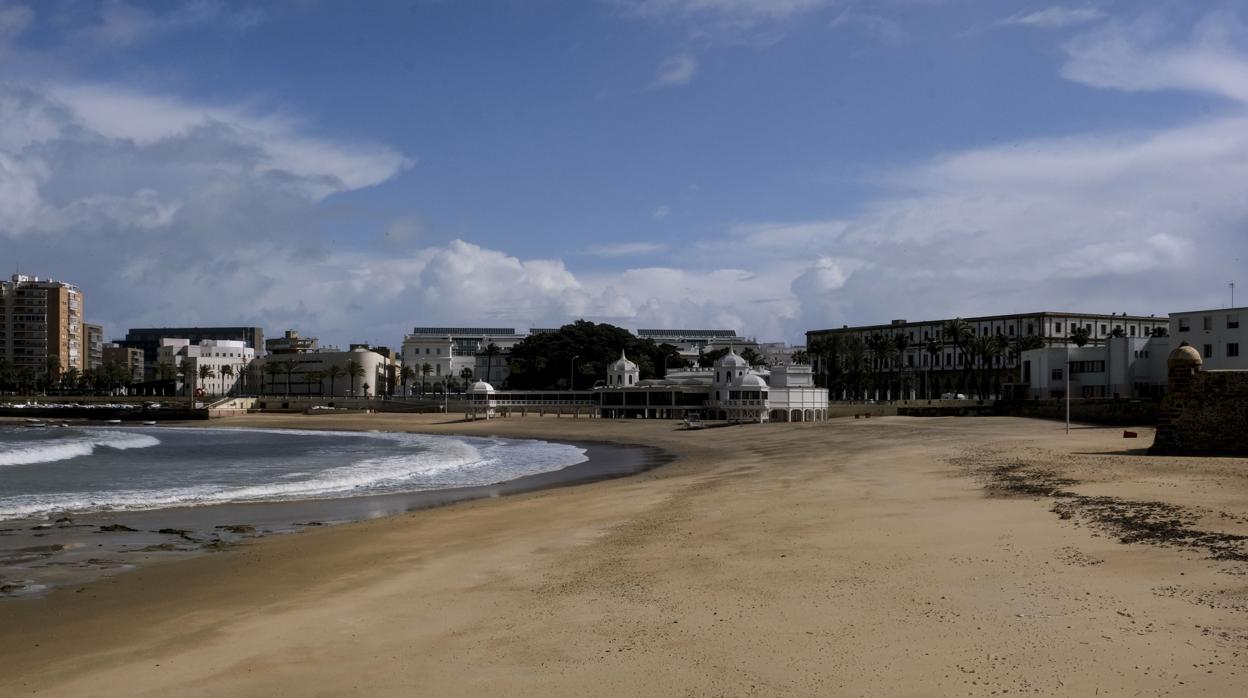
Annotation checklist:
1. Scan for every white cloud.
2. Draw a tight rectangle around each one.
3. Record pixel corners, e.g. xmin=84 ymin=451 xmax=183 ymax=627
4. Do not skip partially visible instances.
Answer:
xmin=612 ymin=0 xmax=836 ymax=44
xmin=652 ymin=205 xmax=671 ymax=219
xmin=76 ymin=0 xmax=267 ymax=47
xmin=996 ymin=6 xmax=1106 ymax=30
xmin=1061 ymin=12 xmax=1248 ymax=103
xmin=583 ymin=241 xmax=670 ymax=257
xmin=830 ymin=10 xmax=907 ymax=45
xmin=652 ymin=54 xmax=698 ymax=88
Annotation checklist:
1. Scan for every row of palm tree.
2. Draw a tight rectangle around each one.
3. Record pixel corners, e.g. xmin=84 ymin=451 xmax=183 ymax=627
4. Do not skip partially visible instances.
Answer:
xmin=807 ymin=319 xmax=1048 ymax=401
xmin=0 ymin=359 xmax=140 ymax=395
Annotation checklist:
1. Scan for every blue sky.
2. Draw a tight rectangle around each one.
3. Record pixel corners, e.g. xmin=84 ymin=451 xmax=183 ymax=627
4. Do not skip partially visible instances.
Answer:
xmin=2 ymin=1 xmax=1247 ymax=346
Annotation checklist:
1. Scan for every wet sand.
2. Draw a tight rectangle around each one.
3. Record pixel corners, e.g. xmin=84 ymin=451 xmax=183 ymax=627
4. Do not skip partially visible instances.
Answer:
xmin=2 ymin=413 xmax=1248 ymax=696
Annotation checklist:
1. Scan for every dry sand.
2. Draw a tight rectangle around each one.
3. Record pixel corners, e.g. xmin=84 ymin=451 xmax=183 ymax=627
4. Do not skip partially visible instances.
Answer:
xmin=2 ymin=413 xmax=1248 ymax=696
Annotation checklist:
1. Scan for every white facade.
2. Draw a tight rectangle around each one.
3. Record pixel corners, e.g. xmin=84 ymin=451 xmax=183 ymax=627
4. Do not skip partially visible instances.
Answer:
xmin=256 ymin=346 xmax=396 ymax=397
xmin=401 ymin=328 xmax=525 ymax=383
xmin=1170 ymin=307 xmax=1247 ymax=370
xmin=158 ymin=338 xmax=255 ymax=396
xmin=1021 ymin=336 xmax=1167 ymax=399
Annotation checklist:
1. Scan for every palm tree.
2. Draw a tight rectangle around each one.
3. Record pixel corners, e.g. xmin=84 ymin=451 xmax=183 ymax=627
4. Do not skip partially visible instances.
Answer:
xmin=789 ymin=349 xmax=810 ymax=365
xmin=278 ymin=359 xmax=299 ymax=396
xmin=941 ymin=318 xmax=973 ymax=395
xmin=304 ymin=369 xmax=325 ymax=396
xmin=1070 ymin=325 xmax=1091 ymax=348
xmin=420 ymin=362 xmax=433 ymax=395
xmin=219 ymin=364 xmax=235 ymax=395
xmin=325 ymin=364 xmax=345 ymax=397
xmin=178 ymin=360 xmax=196 ymax=397
xmin=459 ymin=367 xmax=473 ymax=387
xmin=865 ymin=333 xmax=896 ymax=400
xmin=842 ymin=335 xmax=868 ymax=400
xmin=478 ymin=343 xmax=501 ymax=384
xmin=263 ymin=361 xmax=282 ymax=396
xmin=924 ymin=340 xmax=941 ymax=399
xmin=893 ymin=332 xmax=911 ymax=399
xmin=345 ymin=359 xmax=365 ymax=397
xmin=399 ymin=365 xmax=415 ymax=397
xmin=197 ymin=364 xmax=215 ymax=396
xmin=1007 ymin=335 xmax=1044 ymax=386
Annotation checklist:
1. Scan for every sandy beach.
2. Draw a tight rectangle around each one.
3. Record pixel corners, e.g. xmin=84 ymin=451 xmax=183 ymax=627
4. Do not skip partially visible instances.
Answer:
xmin=2 ymin=413 xmax=1247 ymax=696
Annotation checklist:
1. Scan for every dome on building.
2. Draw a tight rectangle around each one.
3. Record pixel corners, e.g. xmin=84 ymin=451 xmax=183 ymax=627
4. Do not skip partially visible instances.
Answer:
xmin=1167 ymin=342 xmax=1203 ymax=369
xmin=735 ymin=373 xmax=768 ymax=388
xmin=610 ymin=350 xmax=638 ymax=373
xmin=716 ymin=349 xmax=749 ymax=369
xmin=468 ymin=380 xmax=496 ymax=393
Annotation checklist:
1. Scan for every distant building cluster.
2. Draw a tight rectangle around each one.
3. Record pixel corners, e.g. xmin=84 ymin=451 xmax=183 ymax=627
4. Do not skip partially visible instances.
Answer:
xmin=3 ymin=271 xmax=1244 ymax=409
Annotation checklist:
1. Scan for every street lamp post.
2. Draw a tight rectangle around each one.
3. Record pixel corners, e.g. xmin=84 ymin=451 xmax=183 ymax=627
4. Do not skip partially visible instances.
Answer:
xmin=570 ymin=355 xmax=579 ymax=390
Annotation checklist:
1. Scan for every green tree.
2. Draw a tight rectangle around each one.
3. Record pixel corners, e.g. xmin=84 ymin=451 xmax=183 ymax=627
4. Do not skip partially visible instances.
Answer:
xmin=197 ymin=364 xmax=215 ymax=396
xmin=739 ymin=347 xmax=765 ymax=367
xmin=421 ymin=362 xmax=433 ymax=395
xmin=345 ymin=359 xmax=365 ymax=396
xmin=505 ymin=320 xmax=667 ymax=390
xmin=399 ymin=365 xmax=415 ymax=396
xmin=304 ymin=369 xmax=325 ymax=395
xmin=924 ymin=340 xmax=941 ymax=399
xmin=789 ymin=349 xmax=810 ymax=365
xmin=697 ymin=347 xmax=731 ymax=368
xmin=478 ymin=343 xmax=501 ymax=383
xmin=219 ymin=363 xmax=235 ymax=395
xmin=1070 ymin=325 xmax=1091 ymax=347
xmin=941 ymin=318 xmax=974 ymax=394
xmin=279 ymin=360 xmax=299 ymax=396
xmin=263 ymin=361 xmax=282 ymax=396
xmin=325 ymin=364 xmax=344 ymax=397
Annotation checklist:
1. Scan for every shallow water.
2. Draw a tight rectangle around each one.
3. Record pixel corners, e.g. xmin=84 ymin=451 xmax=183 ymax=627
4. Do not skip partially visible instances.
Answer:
xmin=0 ymin=424 xmax=587 ymax=521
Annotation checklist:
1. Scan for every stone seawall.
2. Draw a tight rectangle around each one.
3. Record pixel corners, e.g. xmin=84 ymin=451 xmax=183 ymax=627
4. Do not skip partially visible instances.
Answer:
xmin=1150 ymin=370 xmax=1248 ymax=456
xmin=997 ymin=399 xmax=1159 ymax=426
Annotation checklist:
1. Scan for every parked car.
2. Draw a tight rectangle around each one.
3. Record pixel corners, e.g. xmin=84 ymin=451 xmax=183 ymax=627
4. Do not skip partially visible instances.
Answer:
xmin=940 ymin=392 xmax=968 ymax=400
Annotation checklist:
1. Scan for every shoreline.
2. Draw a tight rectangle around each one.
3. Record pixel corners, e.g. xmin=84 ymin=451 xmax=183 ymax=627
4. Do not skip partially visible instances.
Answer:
xmin=3 ymin=414 xmax=1248 ymax=696
xmin=1 ymin=421 xmax=670 ymax=598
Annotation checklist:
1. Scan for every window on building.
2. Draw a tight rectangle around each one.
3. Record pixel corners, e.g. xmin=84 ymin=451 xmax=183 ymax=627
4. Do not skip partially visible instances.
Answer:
xmin=1008 ymin=325 xmax=1015 ymax=335
xmin=1054 ymin=322 xmax=1062 ymax=333
xmin=1204 ymin=344 xmax=1213 ymax=358
xmin=1229 ymin=315 xmax=1240 ymax=329
xmin=1179 ymin=319 xmax=1190 ymax=332
xmin=1204 ymin=316 xmax=1213 ymax=331
xmin=1128 ymin=325 xmax=1135 ymax=336
xmin=1100 ymin=324 xmax=1107 ymax=334
xmin=1229 ymin=343 xmax=1240 ymax=358
xmin=1051 ymin=368 xmax=1063 ymax=381
xmin=1026 ymin=323 xmax=1033 ymax=335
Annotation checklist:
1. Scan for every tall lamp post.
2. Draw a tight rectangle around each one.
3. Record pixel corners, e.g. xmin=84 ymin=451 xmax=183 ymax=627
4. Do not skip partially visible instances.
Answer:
xmin=570 ymin=355 xmax=579 ymax=391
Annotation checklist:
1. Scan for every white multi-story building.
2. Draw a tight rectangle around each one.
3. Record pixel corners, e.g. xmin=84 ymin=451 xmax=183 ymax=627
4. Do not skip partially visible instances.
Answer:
xmin=1021 ymin=336 xmax=1169 ymax=399
xmin=158 ymin=338 xmax=255 ymax=396
xmin=401 ymin=327 xmax=526 ymax=383
xmin=1170 ymin=307 xmax=1247 ymax=370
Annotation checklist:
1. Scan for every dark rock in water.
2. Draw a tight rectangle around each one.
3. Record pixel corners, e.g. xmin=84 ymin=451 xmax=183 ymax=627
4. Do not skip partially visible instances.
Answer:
xmin=54 ymin=517 xmax=73 ymax=525
xmin=294 ymin=521 xmax=325 ymax=527
xmin=201 ymin=540 xmax=230 ymax=551
xmin=156 ymin=528 xmax=195 ymax=539
xmin=140 ymin=543 xmax=181 ymax=552
xmin=215 ymin=524 xmax=256 ymax=535
xmin=0 ymin=583 xmax=23 ymax=594
xmin=31 ymin=524 xmax=52 ymax=530
xmin=98 ymin=524 xmax=139 ymax=532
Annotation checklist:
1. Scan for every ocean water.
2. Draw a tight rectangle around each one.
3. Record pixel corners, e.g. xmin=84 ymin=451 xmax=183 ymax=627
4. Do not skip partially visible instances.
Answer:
xmin=0 ymin=425 xmax=587 ymax=521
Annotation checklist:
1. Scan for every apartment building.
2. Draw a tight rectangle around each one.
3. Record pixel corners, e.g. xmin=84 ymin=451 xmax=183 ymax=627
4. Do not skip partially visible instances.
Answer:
xmin=102 ymin=343 xmax=145 ymax=384
xmin=84 ymin=323 xmax=104 ymax=371
xmin=0 ymin=274 xmax=85 ymax=376
xmin=120 ymin=326 xmax=264 ymax=374
xmin=1170 ymin=307 xmax=1248 ymax=370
